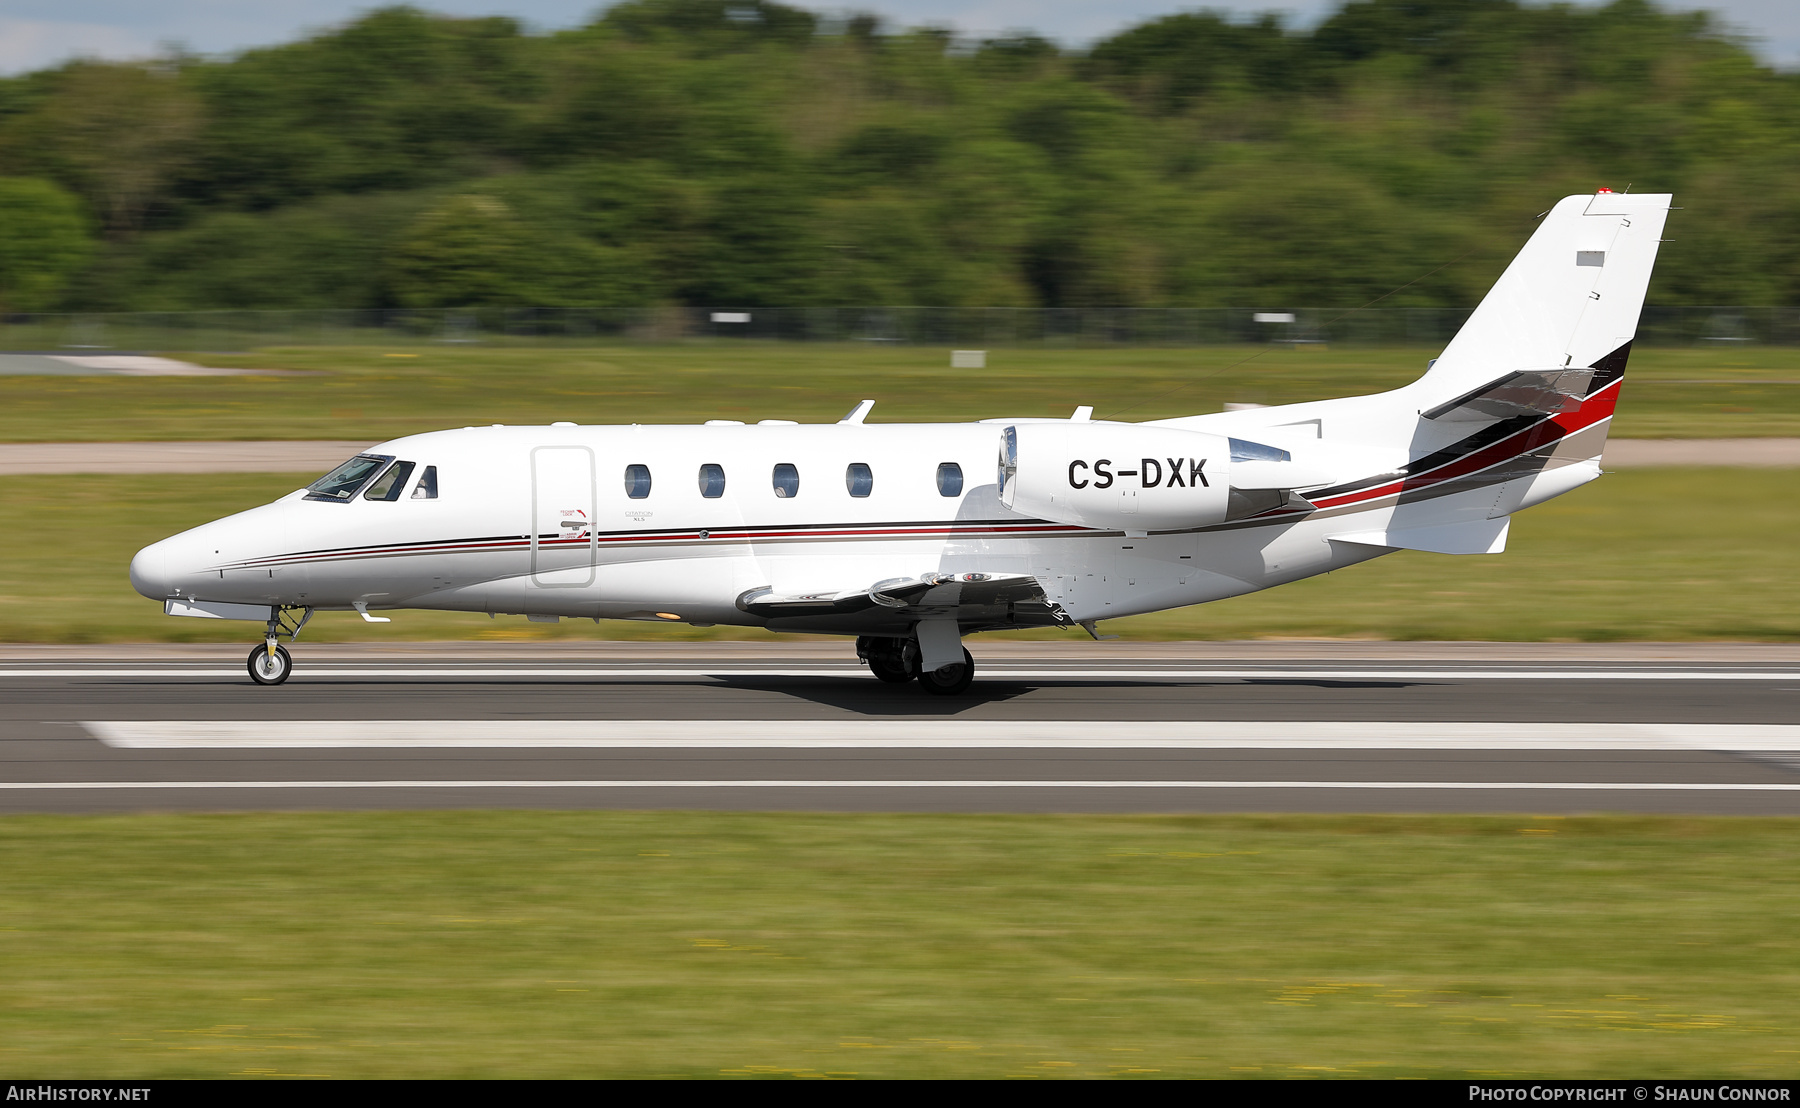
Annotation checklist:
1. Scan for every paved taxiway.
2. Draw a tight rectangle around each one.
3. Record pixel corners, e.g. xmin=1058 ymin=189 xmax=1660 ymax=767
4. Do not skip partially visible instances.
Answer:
xmin=3 ymin=643 xmax=1797 ymax=815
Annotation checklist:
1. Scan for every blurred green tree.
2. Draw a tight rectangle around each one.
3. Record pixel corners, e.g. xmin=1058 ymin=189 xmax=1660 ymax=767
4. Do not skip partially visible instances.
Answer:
xmin=681 ymin=172 xmax=824 ymax=305
xmin=0 ymin=0 xmax=1792 ymax=312
xmin=0 ymin=177 xmax=92 ymax=311
xmin=0 ymin=62 xmax=200 ymax=238
xmin=1085 ymin=12 xmax=1307 ymax=110
xmin=1168 ymin=165 xmax=1470 ymax=307
xmin=388 ymin=194 xmax=533 ymax=308
xmin=77 ymin=190 xmax=434 ymax=310
xmin=180 ymin=8 xmax=537 ymax=212
xmin=602 ymin=0 xmax=818 ymax=54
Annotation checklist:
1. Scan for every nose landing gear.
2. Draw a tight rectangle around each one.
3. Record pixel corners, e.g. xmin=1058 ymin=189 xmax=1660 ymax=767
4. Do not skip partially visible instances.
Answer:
xmin=247 ymin=606 xmax=312 ymax=687
xmin=248 ymin=643 xmax=293 ymax=685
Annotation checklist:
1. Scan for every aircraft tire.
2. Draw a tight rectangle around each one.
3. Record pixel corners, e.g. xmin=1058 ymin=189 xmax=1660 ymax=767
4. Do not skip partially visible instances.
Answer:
xmin=868 ymin=653 xmax=913 ymax=683
xmin=918 ymin=649 xmax=974 ymax=696
xmin=247 ymin=644 xmax=292 ymax=686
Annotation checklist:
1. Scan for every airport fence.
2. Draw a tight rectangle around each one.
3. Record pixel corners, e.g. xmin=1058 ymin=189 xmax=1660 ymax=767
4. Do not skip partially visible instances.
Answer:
xmin=1 ymin=304 xmax=1797 ymax=352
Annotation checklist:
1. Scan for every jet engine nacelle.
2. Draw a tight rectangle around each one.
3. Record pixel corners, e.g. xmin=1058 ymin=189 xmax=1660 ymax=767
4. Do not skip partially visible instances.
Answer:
xmin=997 ymin=423 xmax=1234 ymax=532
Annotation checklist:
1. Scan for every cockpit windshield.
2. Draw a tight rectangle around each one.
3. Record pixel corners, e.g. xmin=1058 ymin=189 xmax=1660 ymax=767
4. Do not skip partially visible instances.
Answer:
xmin=305 ymin=454 xmax=394 ymax=502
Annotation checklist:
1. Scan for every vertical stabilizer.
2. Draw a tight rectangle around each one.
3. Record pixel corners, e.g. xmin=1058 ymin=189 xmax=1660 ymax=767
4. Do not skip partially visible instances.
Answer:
xmin=1417 ymin=191 xmax=1671 ymax=405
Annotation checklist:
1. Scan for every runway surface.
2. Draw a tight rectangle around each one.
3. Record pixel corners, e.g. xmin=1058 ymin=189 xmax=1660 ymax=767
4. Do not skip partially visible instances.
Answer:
xmin=4 ymin=645 xmax=1798 ymax=815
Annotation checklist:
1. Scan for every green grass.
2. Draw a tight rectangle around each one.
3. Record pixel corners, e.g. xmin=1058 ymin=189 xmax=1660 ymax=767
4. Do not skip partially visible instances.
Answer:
xmin=4 ymin=467 xmax=1793 ymax=643
xmin=2 ymin=812 xmax=1796 ymax=1078
xmin=0 ymin=342 xmax=1797 ymax=442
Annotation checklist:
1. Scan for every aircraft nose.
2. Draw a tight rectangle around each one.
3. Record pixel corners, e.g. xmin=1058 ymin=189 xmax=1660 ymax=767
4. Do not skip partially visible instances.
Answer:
xmin=129 ymin=540 xmax=173 ymax=600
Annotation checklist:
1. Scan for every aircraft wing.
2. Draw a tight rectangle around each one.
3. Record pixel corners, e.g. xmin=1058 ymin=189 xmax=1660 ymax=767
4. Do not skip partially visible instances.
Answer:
xmin=736 ymin=572 xmax=1070 ymax=632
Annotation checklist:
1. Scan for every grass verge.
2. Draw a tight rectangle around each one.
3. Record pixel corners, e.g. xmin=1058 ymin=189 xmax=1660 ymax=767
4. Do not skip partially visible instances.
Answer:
xmin=1 ymin=811 xmax=1795 ymax=1078
xmin=3 ymin=468 xmax=1793 ymax=642
xmin=0 ymin=343 xmax=1795 ymax=442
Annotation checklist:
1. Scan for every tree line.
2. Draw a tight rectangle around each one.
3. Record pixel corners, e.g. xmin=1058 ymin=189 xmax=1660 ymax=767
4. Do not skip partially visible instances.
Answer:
xmin=0 ymin=0 xmax=1796 ymax=315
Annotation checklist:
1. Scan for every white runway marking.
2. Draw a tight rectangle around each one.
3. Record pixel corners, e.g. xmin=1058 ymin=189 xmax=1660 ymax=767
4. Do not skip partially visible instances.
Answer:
xmin=6 ymin=779 xmax=1800 ymax=792
xmin=84 ymin=720 xmax=1800 ymax=751
xmin=12 ymin=666 xmax=1800 ymax=681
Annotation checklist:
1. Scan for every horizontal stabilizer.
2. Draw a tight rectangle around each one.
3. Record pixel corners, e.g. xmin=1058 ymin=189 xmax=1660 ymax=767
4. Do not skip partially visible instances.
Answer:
xmin=1423 ymin=367 xmax=1595 ymax=423
xmin=1332 ymin=517 xmax=1510 ymax=556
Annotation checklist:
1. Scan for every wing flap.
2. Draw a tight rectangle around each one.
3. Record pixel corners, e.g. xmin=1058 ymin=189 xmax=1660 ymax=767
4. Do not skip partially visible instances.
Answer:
xmin=737 ymin=572 xmax=1069 ymax=628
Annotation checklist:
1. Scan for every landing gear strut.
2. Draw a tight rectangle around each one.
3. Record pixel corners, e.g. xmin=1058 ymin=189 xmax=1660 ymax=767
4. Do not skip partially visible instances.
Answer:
xmin=247 ymin=606 xmax=312 ymax=687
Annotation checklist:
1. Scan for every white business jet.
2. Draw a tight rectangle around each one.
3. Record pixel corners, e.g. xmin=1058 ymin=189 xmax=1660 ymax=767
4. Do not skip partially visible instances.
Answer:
xmin=131 ymin=190 xmax=1670 ymax=693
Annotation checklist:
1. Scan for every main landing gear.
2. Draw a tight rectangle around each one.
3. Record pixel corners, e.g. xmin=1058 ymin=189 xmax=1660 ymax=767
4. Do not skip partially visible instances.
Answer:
xmin=247 ymin=606 xmax=312 ymax=687
xmin=856 ymin=634 xmax=977 ymax=696
xmin=861 ymin=638 xmax=914 ymax=684
xmin=918 ymin=648 xmax=975 ymax=696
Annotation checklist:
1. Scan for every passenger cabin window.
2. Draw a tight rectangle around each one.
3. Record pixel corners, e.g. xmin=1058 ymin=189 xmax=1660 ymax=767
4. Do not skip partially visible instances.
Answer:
xmin=698 ymin=463 xmax=726 ymax=498
xmin=936 ymin=462 xmax=963 ymax=497
xmin=846 ymin=462 xmax=873 ymax=498
xmin=363 ymin=460 xmax=416 ymax=501
xmin=772 ymin=463 xmax=799 ymax=498
xmin=411 ymin=465 xmax=438 ymax=499
xmin=624 ymin=464 xmax=652 ymax=499
xmin=305 ymin=454 xmax=392 ymax=502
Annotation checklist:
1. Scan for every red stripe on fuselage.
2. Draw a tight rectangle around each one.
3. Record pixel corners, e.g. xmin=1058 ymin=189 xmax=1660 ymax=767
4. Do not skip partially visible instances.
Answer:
xmin=215 ymin=521 xmax=1089 ymax=571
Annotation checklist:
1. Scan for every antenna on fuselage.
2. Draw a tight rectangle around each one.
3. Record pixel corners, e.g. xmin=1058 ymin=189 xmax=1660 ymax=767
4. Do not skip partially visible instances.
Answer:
xmin=838 ymin=400 xmax=875 ymax=424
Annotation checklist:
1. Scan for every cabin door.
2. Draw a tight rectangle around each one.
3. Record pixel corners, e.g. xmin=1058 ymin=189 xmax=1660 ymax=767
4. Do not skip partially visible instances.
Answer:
xmin=531 ymin=445 xmax=597 ymax=587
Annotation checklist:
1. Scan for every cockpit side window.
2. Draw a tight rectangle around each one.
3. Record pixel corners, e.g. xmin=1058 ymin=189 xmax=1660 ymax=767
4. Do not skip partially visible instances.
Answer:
xmin=363 ymin=460 xmax=416 ymax=501
xmin=411 ymin=465 xmax=438 ymax=499
xmin=305 ymin=454 xmax=393 ymax=502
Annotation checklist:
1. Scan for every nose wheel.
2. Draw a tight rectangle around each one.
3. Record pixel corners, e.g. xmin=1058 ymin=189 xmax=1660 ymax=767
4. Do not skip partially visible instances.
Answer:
xmin=247 ymin=643 xmax=293 ymax=685
xmin=246 ymin=607 xmax=311 ymax=686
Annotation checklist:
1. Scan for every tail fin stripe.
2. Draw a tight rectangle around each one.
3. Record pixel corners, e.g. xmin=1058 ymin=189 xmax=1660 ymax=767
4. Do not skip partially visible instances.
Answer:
xmin=1307 ymin=376 xmax=1621 ymax=510
xmin=1305 ymin=337 xmax=1628 ymax=504
xmin=1584 ymin=339 xmax=1633 ymax=393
